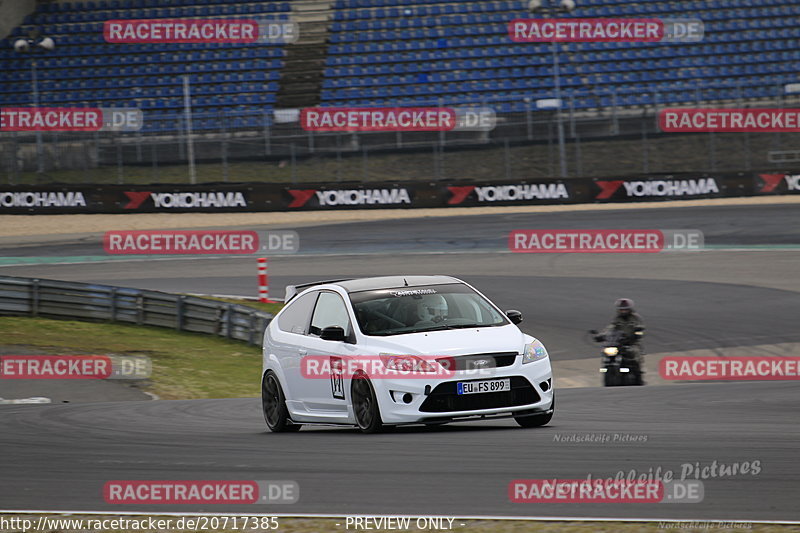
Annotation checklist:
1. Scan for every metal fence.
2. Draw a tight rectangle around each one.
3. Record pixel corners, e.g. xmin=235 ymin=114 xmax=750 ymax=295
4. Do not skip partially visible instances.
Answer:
xmin=0 ymin=276 xmax=273 ymax=346
xmin=4 ymin=87 xmax=800 ymax=185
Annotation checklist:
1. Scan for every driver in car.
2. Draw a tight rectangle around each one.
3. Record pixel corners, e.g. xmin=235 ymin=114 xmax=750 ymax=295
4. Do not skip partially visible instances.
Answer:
xmin=416 ymin=294 xmax=449 ymax=325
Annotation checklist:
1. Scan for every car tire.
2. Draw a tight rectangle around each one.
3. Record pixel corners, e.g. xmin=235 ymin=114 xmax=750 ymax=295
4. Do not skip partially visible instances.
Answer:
xmin=262 ymin=371 xmax=301 ymax=433
xmin=514 ymin=395 xmax=554 ymax=428
xmin=351 ymin=373 xmax=384 ymax=434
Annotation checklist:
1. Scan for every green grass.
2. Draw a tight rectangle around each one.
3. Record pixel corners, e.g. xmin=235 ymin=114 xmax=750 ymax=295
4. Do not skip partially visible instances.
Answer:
xmin=0 ymin=316 xmax=262 ymax=400
xmin=0 ymin=295 xmax=283 ymax=400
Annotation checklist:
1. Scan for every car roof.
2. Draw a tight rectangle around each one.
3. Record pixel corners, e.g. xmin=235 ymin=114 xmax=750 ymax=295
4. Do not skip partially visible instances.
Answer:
xmin=334 ymin=275 xmax=462 ymax=293
xmin=284 ymin=275 xmax=464 ymax=302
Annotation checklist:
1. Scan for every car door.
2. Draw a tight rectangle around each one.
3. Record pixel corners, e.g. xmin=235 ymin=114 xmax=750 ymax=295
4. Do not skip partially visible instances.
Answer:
xmin=300 ymin=290 xmax=358 ymax=416
xmin=272 ymin=290 xmax=319 ymax=410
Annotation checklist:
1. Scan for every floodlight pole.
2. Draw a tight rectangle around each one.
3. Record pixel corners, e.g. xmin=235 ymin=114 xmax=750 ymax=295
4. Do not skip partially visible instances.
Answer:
xmin=552 ymin=40 xmax=567 ymax=178
xmin=532 ymin=0 xmax=572 ymax=178
xmin=182 ymin=75 xmax=197 ymax=185
xmin=13 ymin=32 xmax=53 ymax=176
xmin=31 ymin=58 xmax=44 ymax=175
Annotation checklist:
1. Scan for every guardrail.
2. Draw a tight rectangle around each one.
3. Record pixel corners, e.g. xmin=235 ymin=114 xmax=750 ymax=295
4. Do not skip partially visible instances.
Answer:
xmin=0 ymin=276 xmax=273 ymax=346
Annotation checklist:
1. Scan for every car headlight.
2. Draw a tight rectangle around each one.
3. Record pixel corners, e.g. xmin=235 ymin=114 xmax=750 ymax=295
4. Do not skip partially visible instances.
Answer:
xmin=523 ymin=340 xmax=549 ymax=364
xmin=603 ymin=347 xmax=619 ymax=356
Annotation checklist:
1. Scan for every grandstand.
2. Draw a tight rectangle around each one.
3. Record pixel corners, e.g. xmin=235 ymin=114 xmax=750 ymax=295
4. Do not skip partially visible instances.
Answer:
xmin=1 ymin=1 xmax=291 ymax=133
xmin=0 ymin=0 xmax=798 ymax=178
xmin=324 ymin=0 xmax=798 ymax=112
xmin=3 ymin=1 xmax=798 ymax=127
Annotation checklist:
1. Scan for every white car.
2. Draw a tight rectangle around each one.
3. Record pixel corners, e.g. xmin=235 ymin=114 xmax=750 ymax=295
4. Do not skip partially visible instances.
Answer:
xmin=261 ymin=276 xmax=554 ymax=433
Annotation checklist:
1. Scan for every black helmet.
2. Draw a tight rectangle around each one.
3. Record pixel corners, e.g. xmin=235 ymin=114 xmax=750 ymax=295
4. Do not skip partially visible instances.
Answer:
xmin=615 ymin=298 xmax=635 ymax=313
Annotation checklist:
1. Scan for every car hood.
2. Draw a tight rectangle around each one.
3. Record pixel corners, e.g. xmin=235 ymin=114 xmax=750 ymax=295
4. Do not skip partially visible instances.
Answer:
xmin=359 ymin=324 xmax=532 ymax=356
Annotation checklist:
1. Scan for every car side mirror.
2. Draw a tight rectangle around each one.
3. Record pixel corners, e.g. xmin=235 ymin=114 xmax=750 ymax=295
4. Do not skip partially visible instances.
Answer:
xmin=320 ymin=326 xmax=346 ymax=341
xmin=505 ymin=310 xmax=523 ymax=325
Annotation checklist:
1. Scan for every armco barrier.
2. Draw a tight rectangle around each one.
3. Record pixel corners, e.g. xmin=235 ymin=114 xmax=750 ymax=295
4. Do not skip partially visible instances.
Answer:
xmin=0 ymin=170 xmax=797 ymax=214
xmin=0 ymin=276 xmax=272 ymax=346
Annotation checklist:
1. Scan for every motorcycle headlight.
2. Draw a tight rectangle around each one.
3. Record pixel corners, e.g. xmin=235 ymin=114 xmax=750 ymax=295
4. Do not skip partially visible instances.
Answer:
xmin=523 ymin=340 xmax=549 ymax=364
xmin=603 ymin=347 xmax=619 ymax=356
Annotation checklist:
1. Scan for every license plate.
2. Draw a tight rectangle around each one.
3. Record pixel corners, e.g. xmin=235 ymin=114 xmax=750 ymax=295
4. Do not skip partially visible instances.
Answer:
xmin=457 ymin=378 xmax=511 ymax=395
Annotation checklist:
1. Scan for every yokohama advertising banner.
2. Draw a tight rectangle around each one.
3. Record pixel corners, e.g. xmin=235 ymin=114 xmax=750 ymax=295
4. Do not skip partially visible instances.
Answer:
xmin=443 ymin=180 xmax=582 ymax=206
xmin=753 ymin=172 xmax=800 ymax=195
xmin=0 ymin=187 xmax=97 ymax=213
xmin=283 ymin=184 xmax=421 ymax=210
xmin=0 ymin=170 xmax=795 ymax=214
xmin=591 ymin=173 xmax=751 ymax=202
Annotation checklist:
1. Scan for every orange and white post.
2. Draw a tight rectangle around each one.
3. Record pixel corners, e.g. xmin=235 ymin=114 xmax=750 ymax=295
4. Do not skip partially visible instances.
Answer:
xmin=257 ymin=258 xmax=276 ymax=303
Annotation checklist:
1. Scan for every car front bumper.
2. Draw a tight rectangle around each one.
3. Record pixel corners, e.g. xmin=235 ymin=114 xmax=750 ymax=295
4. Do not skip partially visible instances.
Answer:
xmin=371 ymin=356 xmax=553 ymax=424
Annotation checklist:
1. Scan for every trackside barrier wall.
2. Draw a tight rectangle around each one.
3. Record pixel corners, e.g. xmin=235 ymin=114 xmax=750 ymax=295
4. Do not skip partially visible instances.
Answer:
xmin=0 ymin=170 xmax=797 ymax=214
xmin=0 ymin=276 xmax=273 ymax=346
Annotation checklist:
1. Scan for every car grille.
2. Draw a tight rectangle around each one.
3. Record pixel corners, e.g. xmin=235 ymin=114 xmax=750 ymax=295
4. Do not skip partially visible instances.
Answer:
xmin=435 ymin=352 xmax=518 ymax=371
xmin=419 ymin=376 xmax=539 ymax=413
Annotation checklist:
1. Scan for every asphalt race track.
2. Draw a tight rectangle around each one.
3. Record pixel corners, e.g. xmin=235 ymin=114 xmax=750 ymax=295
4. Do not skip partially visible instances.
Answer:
xmin=2 ymin=204 xmax=798 ymax=359
xmin=1 ymin=382 xmax=798 ymax=520
xmin=0 ymin=203 xmax=798 ymax=520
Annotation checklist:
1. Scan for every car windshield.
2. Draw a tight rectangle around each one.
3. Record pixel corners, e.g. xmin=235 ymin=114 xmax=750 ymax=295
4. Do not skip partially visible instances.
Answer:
xmin=349 ymin=283 xmax=509 ymax=336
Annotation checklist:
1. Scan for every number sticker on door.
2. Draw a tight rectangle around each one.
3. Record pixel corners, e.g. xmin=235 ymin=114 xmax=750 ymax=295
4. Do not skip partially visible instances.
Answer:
xmin=330 ymin=356 xmax=345 ymax=399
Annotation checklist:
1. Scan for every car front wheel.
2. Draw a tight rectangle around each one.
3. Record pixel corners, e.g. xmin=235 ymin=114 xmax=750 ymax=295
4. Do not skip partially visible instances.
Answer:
xmin=514 ymin=395 xmax=554 ymax=428
xmin=351 ymin=373 xmax=384 ymax=434
xmin=262 ymin=371 xmax=301 ymax=433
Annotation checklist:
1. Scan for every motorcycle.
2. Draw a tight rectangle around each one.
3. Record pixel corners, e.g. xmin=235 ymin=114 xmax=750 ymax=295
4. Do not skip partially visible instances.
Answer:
xmin=589 ymin=327 xmax=644 ymax=386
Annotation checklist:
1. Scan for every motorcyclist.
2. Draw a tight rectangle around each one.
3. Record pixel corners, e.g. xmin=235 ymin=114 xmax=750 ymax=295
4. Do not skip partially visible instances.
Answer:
xmin=594 ymin=298 xmax=645 ymax=376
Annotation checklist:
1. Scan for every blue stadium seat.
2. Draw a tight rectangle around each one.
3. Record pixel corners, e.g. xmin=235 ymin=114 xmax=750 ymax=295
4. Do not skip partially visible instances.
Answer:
xmin=1 ymin=0 xmax=796 ymax=125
